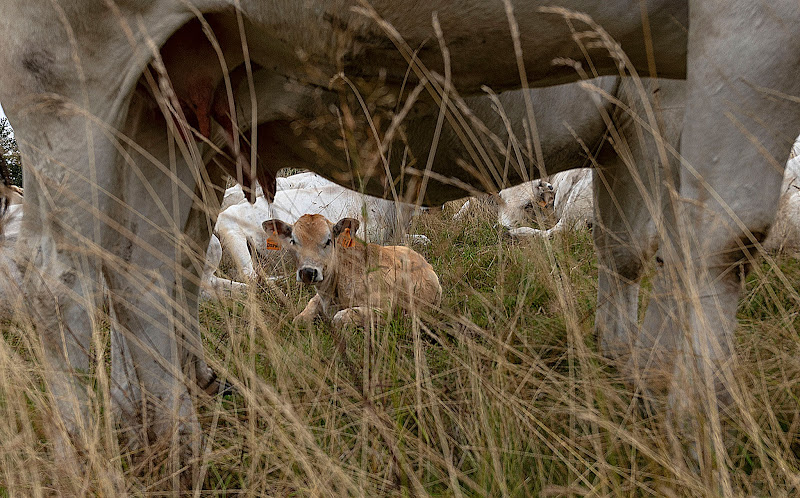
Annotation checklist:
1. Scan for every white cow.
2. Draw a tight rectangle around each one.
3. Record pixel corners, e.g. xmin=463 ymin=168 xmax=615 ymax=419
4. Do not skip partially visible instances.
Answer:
xmin=0 ymin=203 xmax=24 ymax=319
xmin=502 ymin=169 xmax=593 ymax=237
xmin=4 ymin=1 xmax=799 ymax=486
xmin=763 ymin=141 xmax=800 ymax=254
xmin=0 ymin=201 xmax=238 ymax=305
xmin=453 ymin=179 xmax=555 ymax=225
xmin=505 ymin=158 xmax=800 ymax=253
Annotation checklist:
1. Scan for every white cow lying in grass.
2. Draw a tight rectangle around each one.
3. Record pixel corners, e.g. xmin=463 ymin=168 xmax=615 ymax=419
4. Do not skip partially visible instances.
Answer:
xmin=214 ymin=173 xmax=424 ymax=280
xmin=504 ymin=158 xmax=800 ymax=256
xmin=502 ymin=169 xmax=593 ymax=238
xmin=453 ymin=179 xmax=555 ymax=226
xmin=264 ymin=214 xmax=441 ymax=327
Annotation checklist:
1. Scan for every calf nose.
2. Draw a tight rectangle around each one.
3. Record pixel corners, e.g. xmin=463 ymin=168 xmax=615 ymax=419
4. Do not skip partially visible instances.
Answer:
xmin=298 ymin=267 xmax=319 ymax=284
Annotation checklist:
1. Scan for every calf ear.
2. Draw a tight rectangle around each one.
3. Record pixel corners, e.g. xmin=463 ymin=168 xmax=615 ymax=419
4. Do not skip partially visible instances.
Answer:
xmin=263 ymin=219 xmax=292 ymax=239
xmin=332 ymin=217 xmax=360 ymax=239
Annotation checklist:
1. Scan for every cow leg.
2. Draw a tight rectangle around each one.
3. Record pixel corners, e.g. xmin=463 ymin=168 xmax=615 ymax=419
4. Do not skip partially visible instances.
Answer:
xmin=11 ymin=107 xmax=119 ymax=487
xmin=110 ymin=307 xmax=143 ymax=446
xmin=293 ymin=294 xmax=324 ymax=326
xmin=28 ymin=250 xmax=102 ymax=470
xmin=641 ymin=0 xmax=800 ymax=464
xmin=593 ymin=160 xmax=656 ymax=363
xmin=216 ymin=224 xmax=258 ymax=280
xmin=508 ymin=219 xmax=568 ymax=238
xmin=593 ymin=78 xmax=684 ymax=368
xmin=200 ymin=234 xmax=247 ymax=300
xmin=100 ymin=94 xmax=227 ymax=487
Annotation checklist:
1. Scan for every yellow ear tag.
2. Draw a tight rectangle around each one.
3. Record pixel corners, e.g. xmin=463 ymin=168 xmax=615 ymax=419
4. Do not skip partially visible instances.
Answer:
xmin=266 ymin=231 xmax=281 ymax=251
xmin=339 ymin=227 xmax=355 ymax=248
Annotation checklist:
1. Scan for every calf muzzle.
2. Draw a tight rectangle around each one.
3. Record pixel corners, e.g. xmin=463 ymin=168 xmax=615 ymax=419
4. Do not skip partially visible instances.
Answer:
xmin=298 ymin=267 xmax=322 ymax=284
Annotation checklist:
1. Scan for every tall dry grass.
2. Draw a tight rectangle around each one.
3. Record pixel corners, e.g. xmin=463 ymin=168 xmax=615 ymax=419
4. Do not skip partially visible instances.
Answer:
xmin=2 ymin=206 xmax=800 ymax=494
xmin=2 ymin=3 xmax=799 ymax=496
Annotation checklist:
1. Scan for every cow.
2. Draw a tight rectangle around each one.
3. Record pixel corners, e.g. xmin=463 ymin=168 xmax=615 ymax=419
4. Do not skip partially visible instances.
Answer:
xmin=762 ymin=140 xmax=800 ymax=254
xmin=502 ymin=169 xmax=593 ymax=237
xmin=2 ymin=0 xmax=798 ymax=489
xmin=504 ymin=149 xmax=800 ymax=248
xmin=0 ymin=203 xmax=25 ymax=318
xmin=215 ymin=180 xmax=423 ymax=280
xmin=263 ymin=214 xmax=441 ymax=327
xmin=452 ymin=178 xmax=555 ymax=225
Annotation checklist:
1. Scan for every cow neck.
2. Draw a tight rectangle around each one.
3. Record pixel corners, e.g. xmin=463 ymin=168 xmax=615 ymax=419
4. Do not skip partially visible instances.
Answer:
xmin=312 ymin=242 xmax=359 ymax=306
xmin=328 ymin=240 xmax=368 ymax=296
xmin=314 ymin=268 xmax=338 ymax=303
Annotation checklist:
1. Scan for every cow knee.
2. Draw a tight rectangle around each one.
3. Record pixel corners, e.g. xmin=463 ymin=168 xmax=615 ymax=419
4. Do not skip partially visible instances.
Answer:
xmin=332 ymin=309 xmax=360 ymax=328
xmin=598 ymin=245 xmax=647 ymax=283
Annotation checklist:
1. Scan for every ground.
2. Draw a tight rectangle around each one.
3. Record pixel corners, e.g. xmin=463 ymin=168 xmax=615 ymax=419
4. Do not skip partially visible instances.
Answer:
xmin=1 ymin=204 xmax=800 ymax=495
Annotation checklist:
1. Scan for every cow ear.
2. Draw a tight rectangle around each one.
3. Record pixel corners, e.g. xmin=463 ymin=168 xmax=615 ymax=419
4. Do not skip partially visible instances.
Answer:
xmin=263 ymin=219 xmax=292 ymax=239
xmin=332 ymin=217 xmax=360 ymax=239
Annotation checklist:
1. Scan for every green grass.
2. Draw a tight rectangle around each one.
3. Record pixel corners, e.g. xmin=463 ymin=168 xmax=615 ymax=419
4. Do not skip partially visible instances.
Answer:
xmin=2 ymin=206 xmax=800 ymax=495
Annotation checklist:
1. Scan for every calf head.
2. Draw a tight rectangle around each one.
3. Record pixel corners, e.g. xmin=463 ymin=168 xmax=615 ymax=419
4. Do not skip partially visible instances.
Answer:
xmin=263 ymin=214 xmax=360 ymax=285
xmin=498 ymin=179 xmax=555 ymax=229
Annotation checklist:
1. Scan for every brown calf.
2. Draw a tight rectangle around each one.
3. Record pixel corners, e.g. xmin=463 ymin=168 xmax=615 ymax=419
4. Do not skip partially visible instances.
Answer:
xmin=263 ymin=214 xmax=441 ymax=327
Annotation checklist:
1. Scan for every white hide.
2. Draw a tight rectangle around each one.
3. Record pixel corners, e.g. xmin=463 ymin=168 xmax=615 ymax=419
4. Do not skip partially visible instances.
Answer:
xmin=220 ymin=171 xmax=338 ymax=211
xmin=504 ymin=157 xmax=800 ymax=251
xmin=496 ymin=179 xmax=555 ymax=229
xmin=764 ymin=142 xmax=800 ymax=253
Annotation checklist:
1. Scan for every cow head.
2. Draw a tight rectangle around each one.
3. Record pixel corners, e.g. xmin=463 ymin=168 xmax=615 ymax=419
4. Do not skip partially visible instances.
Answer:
xmin=497 ymin=179 xmax=555 ymax=229
xmin=262 ymin=214 xmax=360 ymax=285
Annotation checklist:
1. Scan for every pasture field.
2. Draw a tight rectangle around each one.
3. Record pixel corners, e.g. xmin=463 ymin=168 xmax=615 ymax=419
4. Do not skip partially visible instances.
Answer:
xmin=1 ymin=203 xmax=800 ymax=495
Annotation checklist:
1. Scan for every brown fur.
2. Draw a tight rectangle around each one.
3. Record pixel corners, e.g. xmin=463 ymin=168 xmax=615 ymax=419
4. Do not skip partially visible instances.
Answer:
xmin=264 ymin=214 xmax=441 ymax=327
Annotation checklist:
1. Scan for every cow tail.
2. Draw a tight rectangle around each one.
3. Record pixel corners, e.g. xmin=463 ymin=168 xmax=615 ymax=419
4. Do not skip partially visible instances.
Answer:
xmin=0 ymin=150 xmax=10 ymax=216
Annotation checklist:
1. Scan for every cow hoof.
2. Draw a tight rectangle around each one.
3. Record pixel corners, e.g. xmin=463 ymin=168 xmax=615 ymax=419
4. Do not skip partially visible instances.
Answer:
xmin=200 ymin=370 xmax=235 ymax=397
xmin=217 ymin=379 xmax=236 ymax=397
xmin=332 ymin=310 xmax=359 ymax=328
xmin=293 ymin=315 xmax=314 ymax=328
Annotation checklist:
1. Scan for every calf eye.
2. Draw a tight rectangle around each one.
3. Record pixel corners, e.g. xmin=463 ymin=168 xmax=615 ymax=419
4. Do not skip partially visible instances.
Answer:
xmin=324 ymin=239 xmax=332 ymax=247
xmin=289 ymin=239 xmax=296 ymax=245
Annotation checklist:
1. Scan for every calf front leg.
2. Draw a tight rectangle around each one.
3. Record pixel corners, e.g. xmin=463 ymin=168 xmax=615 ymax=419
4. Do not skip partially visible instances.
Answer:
xmin=294 ymin=294 xmax=324 ymax=326
xmin=332 ymin=306 xmax=384 ymax=328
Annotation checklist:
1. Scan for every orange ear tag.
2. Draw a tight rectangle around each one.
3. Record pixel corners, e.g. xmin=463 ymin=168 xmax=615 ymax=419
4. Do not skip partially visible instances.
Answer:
xmin=339 ymin=228 xmax=355 ymax=248
xmin=266 ymin=231 xmax=281 ymax=251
